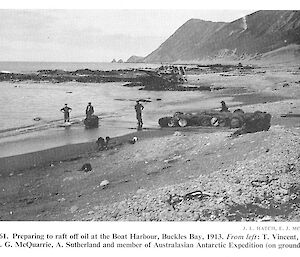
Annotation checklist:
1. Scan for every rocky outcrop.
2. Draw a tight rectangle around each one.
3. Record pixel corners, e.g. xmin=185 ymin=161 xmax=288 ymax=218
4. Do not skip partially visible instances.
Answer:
xmin=0 ymin=64 xmax=257 ymax=91
xmin=0 ymin=68 xmax=187 ymax=91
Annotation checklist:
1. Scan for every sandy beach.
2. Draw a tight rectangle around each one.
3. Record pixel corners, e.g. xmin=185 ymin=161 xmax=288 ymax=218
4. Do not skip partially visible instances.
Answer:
xmin=0 ymin=64 xmax=300 ymax=221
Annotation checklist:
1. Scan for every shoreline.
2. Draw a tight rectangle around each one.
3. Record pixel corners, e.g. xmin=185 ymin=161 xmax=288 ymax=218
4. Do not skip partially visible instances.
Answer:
xmin=1 ymin=110 xmax=299 ymax=221
xmin=0 ymin=89 xmax=291 ymax=174
xmin=0 ymin=126 xmax=227 ymax=174
xmin=0 ymin=63 xmax=299 ymax=221
xmin=0 ymin=63 xmax=298 ymax=173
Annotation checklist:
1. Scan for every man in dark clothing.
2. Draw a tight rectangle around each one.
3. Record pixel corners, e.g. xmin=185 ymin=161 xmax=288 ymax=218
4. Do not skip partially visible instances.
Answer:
xmin=134 ymin=101 xmax=144 ymax=129
xmin=220 ymin=101 xmax=229 ymax=112
xmin=60 ymin=104 xmax=72 ymax=122
xmin=86 ymin=102 xmax=94 ymax=118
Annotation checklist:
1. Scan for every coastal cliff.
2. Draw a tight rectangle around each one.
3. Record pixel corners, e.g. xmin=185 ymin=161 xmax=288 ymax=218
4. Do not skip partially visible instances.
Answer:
xmin=143 ymin=10 xmax=300 ymax=63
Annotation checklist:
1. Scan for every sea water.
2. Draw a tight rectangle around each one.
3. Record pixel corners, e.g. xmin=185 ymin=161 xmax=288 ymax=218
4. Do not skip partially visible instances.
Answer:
xmin=0 ymin=62 xmax=211 ymax=157
xmin=0 ymin=61 xmax=159 ymax=74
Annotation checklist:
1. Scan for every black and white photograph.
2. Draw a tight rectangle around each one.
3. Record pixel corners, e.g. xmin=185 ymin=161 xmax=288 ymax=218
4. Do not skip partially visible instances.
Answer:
xmin=0 ymin=2 xmax=300 ymax=226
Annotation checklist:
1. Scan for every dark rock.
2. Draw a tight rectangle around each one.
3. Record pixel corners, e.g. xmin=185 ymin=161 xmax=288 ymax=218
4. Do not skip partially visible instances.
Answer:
xmin=129 ymin=137 xmax=138 ymax=144
xmin=79 ymin=163 xmax=92 ymax=172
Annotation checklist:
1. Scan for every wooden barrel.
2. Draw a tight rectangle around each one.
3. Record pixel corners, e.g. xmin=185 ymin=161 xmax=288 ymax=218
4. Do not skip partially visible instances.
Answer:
xmin=218 ymin=117 xmax=227 ymax=127
xmin=189 ymin=116 xmax=202 ymax=126
xmin=168 ymin=118 xmax=178 ymax=127
xmin=230 ymin=115 xmax=244 ymax=128
xmin=200 ymin=115 xmax=211 ymax=126
xmin=178 ymin=118 xmax=188 ymax=127
xmin=158 ymin=117 xmax=172 ymax=127
xmin=211 ymin=117 xmax=219 ymax=127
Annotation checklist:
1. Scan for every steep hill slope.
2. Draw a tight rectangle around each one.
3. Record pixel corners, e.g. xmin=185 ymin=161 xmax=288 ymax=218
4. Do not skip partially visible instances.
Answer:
xmin=144 ymin=19 xmax=226 ymax=62
xmin=257 ymin=44 xmax=300 ymax=64
xmin=126 ymin=55 xmax=144 ymax=63
xmin=144 ymin=10 xmax=300 ymax=63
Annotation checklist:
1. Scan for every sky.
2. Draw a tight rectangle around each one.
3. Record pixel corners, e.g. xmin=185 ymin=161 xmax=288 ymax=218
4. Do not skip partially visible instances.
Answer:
xmin=0 ymin=9 xmax=255 ymax=62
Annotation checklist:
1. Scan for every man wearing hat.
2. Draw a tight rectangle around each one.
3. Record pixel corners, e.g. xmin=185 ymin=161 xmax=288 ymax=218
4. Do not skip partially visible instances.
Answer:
xmin=86 ymin=102 xmax=94 ymax=119
xmin=134 ymin=100 xmax=144 ymax=129
xmin=60 ymin=104 xmax=72 ymax=122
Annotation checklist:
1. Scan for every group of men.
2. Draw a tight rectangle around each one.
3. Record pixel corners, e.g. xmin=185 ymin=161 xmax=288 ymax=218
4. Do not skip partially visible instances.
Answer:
xmin=60 ymin=100 xmax=144 ymax=128
xmin=60 ymin=102 xmax=95 ymax=122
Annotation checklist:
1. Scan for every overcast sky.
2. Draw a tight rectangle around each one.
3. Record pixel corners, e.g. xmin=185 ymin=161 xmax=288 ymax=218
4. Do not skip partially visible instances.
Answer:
xmin=0 ymin=9 xmax=254 ymax=62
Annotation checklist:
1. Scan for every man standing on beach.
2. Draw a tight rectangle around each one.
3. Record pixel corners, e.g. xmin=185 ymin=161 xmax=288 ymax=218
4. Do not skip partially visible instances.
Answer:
xmin=60 ymin=104 xmax=72 ymax=122
xmin=86 ymin=102 xmax=94 ymax=119
xmin=220 ymin=101 xmax=229 ymax=112
xmin=135 ymin=100 xmax=144 ymax=129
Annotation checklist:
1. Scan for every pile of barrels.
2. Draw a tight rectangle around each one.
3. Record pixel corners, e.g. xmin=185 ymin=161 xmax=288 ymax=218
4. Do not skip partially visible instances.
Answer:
xmin=158 ymin=109 xmax=271 ymax=133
